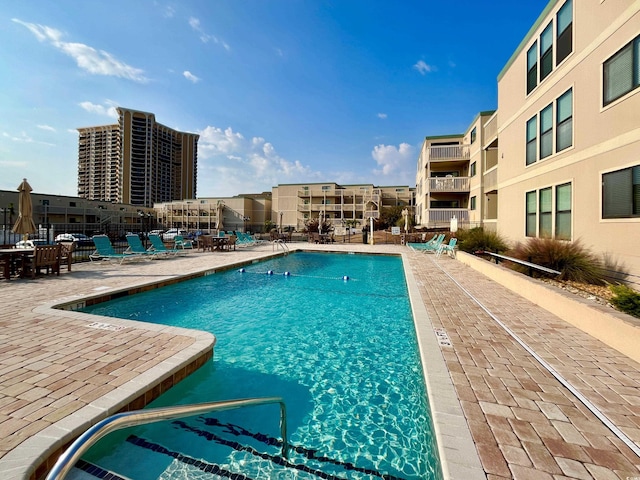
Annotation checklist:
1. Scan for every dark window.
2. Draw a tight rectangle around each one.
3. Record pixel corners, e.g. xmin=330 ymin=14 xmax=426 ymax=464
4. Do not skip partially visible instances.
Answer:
xmin=430 ymin=200 xmax=459 ymax=208
xmin=539 ymin=187 xmax=552 ymax=238
xmin=540 ymin=104 xmax=553 ymax=159
xmin=470 ymin=196 xmax=476 ymax=211
xmin=540 ymin=22 xmax=553 ymax=81
xmin=470 ymin=162 xmax=477 ymax=177
xmin=555 ymin=183 xmax=572 ymax=240
xmin=556 ymin=0 xmax=573 ymax=65
xmin=470 ymin=127 xmax=477 ymax=144
xmin=556 ymin=88 xmax=573 ymax=152
xmin=526 ymin=191 xmax=537 ymax=237
xmin=526 ymin=116 xmax=537 ymax=165
xmin=602 ymin=165 xmax=640 ymax=218
xmin=603 ymin=35 xmax=640 ymax=106
xmin=527 ymin=42 xmax=538 ymax=94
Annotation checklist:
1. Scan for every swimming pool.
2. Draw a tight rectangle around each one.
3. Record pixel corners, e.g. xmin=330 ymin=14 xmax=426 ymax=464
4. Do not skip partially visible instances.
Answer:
xmin=80 ymin=252 xmax=443 ymax=479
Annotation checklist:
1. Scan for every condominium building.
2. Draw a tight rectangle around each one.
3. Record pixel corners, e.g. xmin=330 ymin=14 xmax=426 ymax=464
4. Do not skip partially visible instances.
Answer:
xmin=78 ymin=107 xmax=199 ymax=208
xmin=272 ymin=183 xmax=414 ymax=232
xmin=416 ymin=0 xmax=640 ymax=276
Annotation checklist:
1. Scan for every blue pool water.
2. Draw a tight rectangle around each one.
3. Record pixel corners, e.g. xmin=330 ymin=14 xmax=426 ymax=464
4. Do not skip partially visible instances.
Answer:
xmin=80 ymin=252 xmax=442 ymax=479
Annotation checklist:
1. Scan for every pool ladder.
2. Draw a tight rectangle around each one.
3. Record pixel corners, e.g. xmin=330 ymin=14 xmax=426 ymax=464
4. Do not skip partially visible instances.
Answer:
xmin=272 ymin=239 xmax=289 ymax=255
xmin=45 ymin=396 xmax=289 ymax=480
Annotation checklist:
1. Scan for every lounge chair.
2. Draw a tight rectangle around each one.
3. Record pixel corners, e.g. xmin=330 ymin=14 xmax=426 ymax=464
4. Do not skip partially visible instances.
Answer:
xmin=236 ymin=232 xmax=256 ymax=247
xmin=174 ymin=235 xmax=194 ymax=250
xmin=90 ymin=235 xmax=143 ymax=264
xmin=409 ymin=234 xmax=445 ymax=253
xmin=148 ymin=234 xmax=182 ymax=256
xmin=125 ymin=234 xmax=166 ymax=258
xmin=436 ymin=238 xmax=457 ymax=258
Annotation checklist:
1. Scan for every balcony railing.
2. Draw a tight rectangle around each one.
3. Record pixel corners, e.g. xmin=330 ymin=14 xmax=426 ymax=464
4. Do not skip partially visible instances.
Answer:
xmin=483 ymin=113 xmax=498 ymax=148
xmin=428 ymin=145 xmax=470 ymax=161
xmin=426 ymin=208 xmax=468 ymax=226
xmin=483 ymin=168 xmax=498 ymax=193
xmin=428 ymin=177 xmax=470 ymax=192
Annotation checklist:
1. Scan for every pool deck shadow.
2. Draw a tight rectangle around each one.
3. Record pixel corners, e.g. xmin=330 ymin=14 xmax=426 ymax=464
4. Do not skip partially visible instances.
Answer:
xmin=0 ymin=242 xmax=639 ymax=479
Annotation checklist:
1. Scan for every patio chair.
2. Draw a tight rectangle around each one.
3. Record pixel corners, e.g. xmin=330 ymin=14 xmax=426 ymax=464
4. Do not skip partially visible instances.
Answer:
xmin=174 ymin=235 xmax=194 ymax=250
xmin=90 ymin=235 xmax=142 ymax=264
xmin=148 ymin=234 xmax=182 ymax=256
xmin=125 ymin=234 xmax=166 ymax=258
xmin=409 ymin=234 xmax=445 ymax=253
xmin=436 ymin=238 xmax=458 ymax=258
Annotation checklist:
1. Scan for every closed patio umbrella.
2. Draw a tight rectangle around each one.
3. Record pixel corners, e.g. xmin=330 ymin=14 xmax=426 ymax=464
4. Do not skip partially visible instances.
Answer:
xmin=12 ymin=178 xmax=37 ymax=242
xmin=216 ymin=201 xmax=224 ymax=231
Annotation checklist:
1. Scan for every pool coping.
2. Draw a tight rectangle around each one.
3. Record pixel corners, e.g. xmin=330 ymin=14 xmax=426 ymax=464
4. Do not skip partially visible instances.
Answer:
xmin=402 ymin=252 xmax=486 ymax=480
xmin=2 ymin=246 xmax=475 ymax=480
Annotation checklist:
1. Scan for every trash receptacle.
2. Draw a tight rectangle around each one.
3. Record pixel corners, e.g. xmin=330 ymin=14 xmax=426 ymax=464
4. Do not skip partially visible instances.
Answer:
xmin=362 ymin=230 xmax=368 ymax=244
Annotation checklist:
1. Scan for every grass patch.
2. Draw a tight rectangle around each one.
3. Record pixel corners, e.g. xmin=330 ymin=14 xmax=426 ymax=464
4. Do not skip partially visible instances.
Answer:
xmin=610 ymin=284 xmax=640 ymax=319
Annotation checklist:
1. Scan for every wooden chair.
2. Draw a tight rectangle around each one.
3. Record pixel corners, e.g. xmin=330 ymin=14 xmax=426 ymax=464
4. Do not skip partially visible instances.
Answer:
xmin=29 ymin=244 xmax=62 ymax=278
xmin=58 ymin=241 xmax=75 ymax=271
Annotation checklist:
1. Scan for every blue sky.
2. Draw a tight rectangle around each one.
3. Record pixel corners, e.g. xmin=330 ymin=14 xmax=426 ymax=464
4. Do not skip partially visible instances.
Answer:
xmin=1 ymin=1 xmax=548 ymax=198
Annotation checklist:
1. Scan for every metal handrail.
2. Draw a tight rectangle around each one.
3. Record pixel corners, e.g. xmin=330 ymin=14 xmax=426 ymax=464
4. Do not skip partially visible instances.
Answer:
xmin=45 ymin=396 xmax=288 ymax=480
xmin=272 ymin=239 xmax=290 ymax=254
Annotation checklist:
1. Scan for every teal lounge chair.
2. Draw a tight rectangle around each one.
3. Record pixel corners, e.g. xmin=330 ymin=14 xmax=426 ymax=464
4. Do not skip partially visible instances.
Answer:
xmin=409 ymin=234 xmax=445 ymax=253
xmin=125 ymin=234 xmax=166 ymax=258
xmin=148 ymin=234 xmax=182 ymax=256
xmin=174 ymin=235 xmax=194 ymax=250
xmin=90 ymin=235 xmax=143 ymax=264
xmin=436 ymin=237 xmax=457 ymax=258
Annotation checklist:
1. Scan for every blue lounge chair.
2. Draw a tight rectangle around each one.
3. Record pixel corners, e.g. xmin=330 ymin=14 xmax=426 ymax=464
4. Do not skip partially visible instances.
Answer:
xmin=148 ymin=234 xmax=182 ymax=256
xmin=90 ymin=235 xmax=143 ymax=264
xmin=125 ymin=234 xmax=166 ymax=258
xmin=409 ymin=234 xmax=445 ymax=253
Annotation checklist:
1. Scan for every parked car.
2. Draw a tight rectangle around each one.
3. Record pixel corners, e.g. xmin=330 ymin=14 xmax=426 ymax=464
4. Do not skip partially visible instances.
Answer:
xmin=54 ymin=233 xmax=93 ymax=246
xmin=15 ymin=239 xmax=48 ymax=249
xmin=148 ymin=229 xmax=164 ymax=238
xmin=161 ymin=229 xmax=187 ymax=241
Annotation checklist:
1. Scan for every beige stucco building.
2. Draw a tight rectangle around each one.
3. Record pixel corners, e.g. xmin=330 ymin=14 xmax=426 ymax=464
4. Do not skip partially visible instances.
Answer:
xmin=78 ymin=108 xmax=199 ymax=208
xmin=417 ymin=0 xmax=640 ymax=277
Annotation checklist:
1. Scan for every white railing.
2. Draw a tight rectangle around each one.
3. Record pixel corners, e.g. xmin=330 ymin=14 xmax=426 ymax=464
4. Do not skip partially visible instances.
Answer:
xmin=428 ymin=145 xmax=470 ymax=161
xmin=428 ymin=177 xmax=470 ymax=192
xmin=427 ymin=208 xmax=468 ymax=225
xmin=483 ymin=168 xmax=498 ymax=192
xmin=483 ymin=113 xmax=498 ymax=146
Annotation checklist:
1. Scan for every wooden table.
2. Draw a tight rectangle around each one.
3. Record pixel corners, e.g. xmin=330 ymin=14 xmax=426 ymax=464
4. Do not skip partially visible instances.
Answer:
xmin=0 ymin=248 xmax=34 ymax=279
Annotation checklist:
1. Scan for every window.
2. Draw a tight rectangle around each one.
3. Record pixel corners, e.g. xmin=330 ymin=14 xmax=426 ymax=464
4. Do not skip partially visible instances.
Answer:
xmin=555 ymin=183 xmax=572 ymax=240
xmin=556 ymin=0 xmax=573 ymax=65
xmin=470 ymin=196 xmax=476 ymax=211
xmin=527 ymin=42 xmax=538 ymax=94
xmin=526 ymin=191 xmax=537 ymax=237
xmin=556 ymin=88 xmax=573 ymax=151
xmin=539 ymin=187 xmax=553 ymax=238
xmin=540 ymin=104 xmax=553 ymax=159
xmin=470 ymin=127 xmax=477 ymax=144
xmin=470 ymin=162 xmax=477 ymax=177
xmin=603 ymin=35 xmax=640 ymax=106
xmin=602 ymin=165 xmax=640 ymax=218
xmin=526 ymin=116 xmax=537 ymax=165
xmin=540 ymin=22 xmax=554 ymax=81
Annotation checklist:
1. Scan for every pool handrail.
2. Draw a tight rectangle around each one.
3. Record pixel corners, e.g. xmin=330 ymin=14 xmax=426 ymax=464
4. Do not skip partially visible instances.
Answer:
xmin=45 ymin=396 xmax=289 ymax=480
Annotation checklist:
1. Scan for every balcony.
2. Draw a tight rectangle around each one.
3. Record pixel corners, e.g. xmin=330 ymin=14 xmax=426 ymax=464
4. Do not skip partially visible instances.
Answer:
xmin=483 ymin=168 xmax=498 ymax=193
xmin=428 ymin=177 xmax=470 ymax=193
xmin=425 ymin=208 xmax=468 ymax=226
xmin=428 ymin=145 xmax=470 ymax=162
xmin=483 ymin=112 xmax=498 ymax=149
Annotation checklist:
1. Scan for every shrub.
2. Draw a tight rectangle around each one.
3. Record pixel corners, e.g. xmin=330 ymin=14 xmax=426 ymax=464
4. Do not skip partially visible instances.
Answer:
xmin=456 ymin=227 xmax=509 ymax=254
xmin=508 ymin=238 xmax=606 ymax=285
xmin=609 ymin=284 xmax=640 ymax=318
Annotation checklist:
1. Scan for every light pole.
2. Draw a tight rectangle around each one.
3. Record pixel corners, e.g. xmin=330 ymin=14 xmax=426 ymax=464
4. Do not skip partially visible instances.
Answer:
xmin=243 ymin=216 xmax=250 ymax=233
xmin=279 ymin=211 xmax=283 ymax=234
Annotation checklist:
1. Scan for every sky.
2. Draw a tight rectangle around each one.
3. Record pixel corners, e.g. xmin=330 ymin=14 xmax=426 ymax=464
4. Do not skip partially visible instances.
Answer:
xmin=0 ymin=1 xmax=549 ymax=199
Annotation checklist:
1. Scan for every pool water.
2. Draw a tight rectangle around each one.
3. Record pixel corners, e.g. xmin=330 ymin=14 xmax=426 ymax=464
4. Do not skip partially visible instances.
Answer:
xmin=80 ymin=252 xmax=442 ymax=479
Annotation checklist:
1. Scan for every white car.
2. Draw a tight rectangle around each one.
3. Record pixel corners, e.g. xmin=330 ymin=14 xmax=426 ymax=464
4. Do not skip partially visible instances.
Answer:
xmin=15 ymin=239 xmax=48 ymax=249
xmin=54 ymin=233 xmax=93 ymax=245
xmin=162 ymin=229 xmax=187 ymax=241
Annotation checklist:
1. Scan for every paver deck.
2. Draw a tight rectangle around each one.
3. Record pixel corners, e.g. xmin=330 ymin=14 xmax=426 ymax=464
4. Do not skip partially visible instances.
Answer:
xmin=0 ymin=242 xmax=639 ymax=479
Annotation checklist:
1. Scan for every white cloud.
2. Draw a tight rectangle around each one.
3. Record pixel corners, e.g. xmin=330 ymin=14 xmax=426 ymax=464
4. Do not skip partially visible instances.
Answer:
xmin=183 ymin=71 xmax=201 ymax=83
xmin=163 ymin=5 xmax=175 ymax=18
xmin=37 ymin=125 xmax=56 ymax=132
xmin=13 ymin=18 xmax=148 ymax=83
xmin=2 ymin=130 xmax=55 ymax=146
xmin=377 ymin=113 xmax=387 ymax=119
xmin=78 ymin=101 xmax=119 ymax=118
xmin=196 ymin=125 xmax=313 ymax=196
xmin=413 ymin=60 xmax=434 ymax=75
xmin=188 ymin=17 xmax=230 ymax=51
xmin=371 ymin=143 xmax=415 ymax=176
